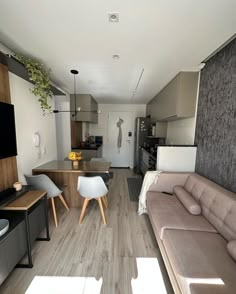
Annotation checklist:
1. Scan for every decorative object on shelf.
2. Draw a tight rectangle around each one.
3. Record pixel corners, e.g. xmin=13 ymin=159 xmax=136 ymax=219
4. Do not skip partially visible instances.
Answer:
xmin=13 ymin=181 xmax=22 ymax=191
xmin=68 ymin=151 xmax=83 ymax=168
xmin=116 ymin=117 xmax=124 ymax=153
xmin=0 ymin=219 xmax=9 ymax=237
xmin=14 ymin=54 xmax=53 ymax=114
xmin=53 ymin=70 xmax=101 ymax=115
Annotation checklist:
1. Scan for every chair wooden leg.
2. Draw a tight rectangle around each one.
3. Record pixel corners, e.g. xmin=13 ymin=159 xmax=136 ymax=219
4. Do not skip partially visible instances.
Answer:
xmin=97 ymin=197 xmax=107 ymax=225
xmin=102 ymin=196 xmax=108 ymax=209
xmin=51 ymin=198 xmax=58 ymax=227
xmin=104 ymin=194 xmax=108 ymax=207
xmin=79 ymin=198 xmax=90 ymax=224
xmin=58 ymin=194 xmax=70 ymax=211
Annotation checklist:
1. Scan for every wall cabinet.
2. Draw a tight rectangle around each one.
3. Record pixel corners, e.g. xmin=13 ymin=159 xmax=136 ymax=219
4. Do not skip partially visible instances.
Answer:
xmin=148 ymin=72 xmax=199 ymax=122
xmin=70 ymin=94 xmax=98 ymax=123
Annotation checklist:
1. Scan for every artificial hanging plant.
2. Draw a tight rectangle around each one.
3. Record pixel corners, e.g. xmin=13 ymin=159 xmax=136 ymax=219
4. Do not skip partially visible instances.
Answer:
xmin=14 ymin=54 xmax=53 ymax=114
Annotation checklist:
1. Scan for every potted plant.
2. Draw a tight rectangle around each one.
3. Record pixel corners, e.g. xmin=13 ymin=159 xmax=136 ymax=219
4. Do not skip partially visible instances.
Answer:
xmin=14 ymin=54 xmax=53 ymax=114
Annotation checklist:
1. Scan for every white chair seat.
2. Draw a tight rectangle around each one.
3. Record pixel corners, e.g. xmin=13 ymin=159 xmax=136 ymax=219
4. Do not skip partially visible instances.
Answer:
xmin=77 ymin=176 xmax=108 ymax=224
xmin=25 ymin=174 xmax=70 ymax=227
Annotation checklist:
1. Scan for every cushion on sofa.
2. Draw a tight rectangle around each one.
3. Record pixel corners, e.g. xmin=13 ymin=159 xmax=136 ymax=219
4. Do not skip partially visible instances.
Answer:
xmin=146 ymin=191 xmax=216 ymax=240
xmin=227 ymin=240 xmax=236 ymax=261
xmin=184 ymin=174 xmax=236 ymax=241
xmin=163 ymin=229 xmax=236 ymax=294
xmin=174 ymin=186 xmax=201 ymax=215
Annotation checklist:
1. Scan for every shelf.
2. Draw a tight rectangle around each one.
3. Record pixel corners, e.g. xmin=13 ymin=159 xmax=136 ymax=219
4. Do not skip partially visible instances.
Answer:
xmin=5 ymin=54 xmax=65 ymax=96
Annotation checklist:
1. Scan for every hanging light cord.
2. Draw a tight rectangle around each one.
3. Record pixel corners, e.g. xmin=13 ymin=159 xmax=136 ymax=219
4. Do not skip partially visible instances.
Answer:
xmin=73 ymin=73 xmax=77 ymax=117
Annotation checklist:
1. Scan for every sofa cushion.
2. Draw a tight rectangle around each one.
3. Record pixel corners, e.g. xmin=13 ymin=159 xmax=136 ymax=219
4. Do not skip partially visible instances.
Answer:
xmin=184 ymin=173 xmax=236 ymax=241
xmin=174 ymin=186 xmax=201 ymax=215
xmin=163 ymin=229 xmax=236 ymax=294
xmin=146 ymin=192 xmax=216 ymax=240
xmin=227 ymin=240 xmax=236 ymax=261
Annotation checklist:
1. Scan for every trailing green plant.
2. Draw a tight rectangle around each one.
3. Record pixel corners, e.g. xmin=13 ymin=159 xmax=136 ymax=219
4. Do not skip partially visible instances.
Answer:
xmin=14 ymin=54 xmax=53 ymax=114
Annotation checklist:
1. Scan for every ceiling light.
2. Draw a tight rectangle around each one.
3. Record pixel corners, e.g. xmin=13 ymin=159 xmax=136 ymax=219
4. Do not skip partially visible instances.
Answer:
xmin=112 ymin=54 xmax=120 ymax=59
xmin=108 ymin=12 xmax=119 ymax=22
xmin=53 ymin=70 xmax=101 ymax=115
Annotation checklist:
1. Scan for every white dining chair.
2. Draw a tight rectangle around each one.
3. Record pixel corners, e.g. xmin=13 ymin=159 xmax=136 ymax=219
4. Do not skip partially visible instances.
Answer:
xmin=25 ymin=174 xmax=70 ymax=227
xmin=77 ymin=176 xmax=108 ymax=224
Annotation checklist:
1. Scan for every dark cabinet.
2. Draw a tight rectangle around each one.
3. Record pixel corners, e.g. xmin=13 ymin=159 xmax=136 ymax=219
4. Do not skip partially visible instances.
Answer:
xmin=0 ymin=241 xmax=8 ymax=285
xmin=0 ymin=202 xmax=45 ymax=286
xmin=6 ymin=222 xmax=26 ymax=271
xmin=140 ymin=148 xmax=157 ymax=175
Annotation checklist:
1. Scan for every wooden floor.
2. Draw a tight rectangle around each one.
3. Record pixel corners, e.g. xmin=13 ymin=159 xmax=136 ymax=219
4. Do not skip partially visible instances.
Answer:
xmin=0 ymin=169 xmax=173 ymax=294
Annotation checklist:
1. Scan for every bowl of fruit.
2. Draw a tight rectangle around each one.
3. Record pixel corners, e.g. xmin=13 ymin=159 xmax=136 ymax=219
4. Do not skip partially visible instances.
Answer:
xmin=68 ymin=152 xmax=83 ymax=168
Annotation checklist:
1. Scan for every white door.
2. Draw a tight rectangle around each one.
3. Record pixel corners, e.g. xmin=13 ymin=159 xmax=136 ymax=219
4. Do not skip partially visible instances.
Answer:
xmin=107 ymin=112 xmax=132 ymax=167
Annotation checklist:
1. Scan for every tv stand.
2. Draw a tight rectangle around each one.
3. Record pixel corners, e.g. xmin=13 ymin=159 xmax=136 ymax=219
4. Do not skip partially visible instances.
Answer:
xmin=0 ymin=187 xmax=29 ymax=208
xmin=0 ymin=190 xmax=50 ymax=285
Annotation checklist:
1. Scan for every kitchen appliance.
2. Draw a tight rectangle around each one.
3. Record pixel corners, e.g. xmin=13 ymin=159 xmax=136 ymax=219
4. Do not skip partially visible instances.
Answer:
xmin=134 ymin=117 xmax=150 ymax=172
xmin=95 ymin=136 xmax=103 ymax=146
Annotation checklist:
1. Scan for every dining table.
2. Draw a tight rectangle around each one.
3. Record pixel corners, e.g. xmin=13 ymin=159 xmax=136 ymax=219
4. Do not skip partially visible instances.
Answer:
xmin=32 ymin=160 xmax=111 ymax=208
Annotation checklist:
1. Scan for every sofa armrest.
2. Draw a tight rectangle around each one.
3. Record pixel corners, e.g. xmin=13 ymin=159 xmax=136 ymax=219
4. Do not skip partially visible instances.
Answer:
xmin=148 ymin=172 xmax=192 ymax=194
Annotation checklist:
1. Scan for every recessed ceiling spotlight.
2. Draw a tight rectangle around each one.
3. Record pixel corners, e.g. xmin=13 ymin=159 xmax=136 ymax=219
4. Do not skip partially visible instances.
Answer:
xmin=108 ymin=12 xmax=119 ymax=22
xmin=112 ymin=54 xmax=120 ymax=59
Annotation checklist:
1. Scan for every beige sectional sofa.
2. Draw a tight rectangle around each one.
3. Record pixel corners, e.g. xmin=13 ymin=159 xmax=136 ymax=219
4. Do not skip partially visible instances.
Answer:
xmin=146 ymin=172 xmax=236 ymax=294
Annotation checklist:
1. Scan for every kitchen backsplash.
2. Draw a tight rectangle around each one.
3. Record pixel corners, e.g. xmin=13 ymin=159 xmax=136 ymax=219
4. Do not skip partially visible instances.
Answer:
xmin=166 ymin=117 xmax=197 ymax=145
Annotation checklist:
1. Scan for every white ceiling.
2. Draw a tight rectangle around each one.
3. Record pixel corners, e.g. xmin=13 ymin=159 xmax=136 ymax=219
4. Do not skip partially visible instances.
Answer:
xmin=0 ymin=0 xmax=235 ymax=104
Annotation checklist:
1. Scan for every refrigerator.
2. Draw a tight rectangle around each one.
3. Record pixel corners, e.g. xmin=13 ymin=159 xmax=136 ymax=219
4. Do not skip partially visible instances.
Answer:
xmin=134 ymin=117 xmax=150 ymax=172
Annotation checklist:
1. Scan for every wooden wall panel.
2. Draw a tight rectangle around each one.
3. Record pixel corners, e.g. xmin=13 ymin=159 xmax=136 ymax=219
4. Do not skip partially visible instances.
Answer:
xmin=0 ymin=63 xmax=11 ymax=103
xmin=0 ymin=52 xmax=18 ymax=191
xmin=71 ymin=120 xmax=82 ymax=149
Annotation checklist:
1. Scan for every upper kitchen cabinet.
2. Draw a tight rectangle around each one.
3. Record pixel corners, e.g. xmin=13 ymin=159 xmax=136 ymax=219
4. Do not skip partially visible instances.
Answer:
xmin=70 ymin=94 xmax=98 ymax=123
xmin=148 ymin=72 xmax=199 ymax=122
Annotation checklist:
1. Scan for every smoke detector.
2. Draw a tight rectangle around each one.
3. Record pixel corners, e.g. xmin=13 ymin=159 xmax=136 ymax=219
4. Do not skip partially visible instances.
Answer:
xmin=108 ymin=12 xmax=119 ymax=22
xmin=112 ymin=54 xmax=120 ymax=59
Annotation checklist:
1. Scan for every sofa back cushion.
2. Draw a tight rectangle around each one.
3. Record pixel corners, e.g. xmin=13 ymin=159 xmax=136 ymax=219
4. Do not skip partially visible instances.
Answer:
xmin=227 ymin=240 xmax=236 ymax=261
xmin=184 ymin=174 xmax=236 ymax=241
xmin=174 ymin=186 xmax=201 ymax=215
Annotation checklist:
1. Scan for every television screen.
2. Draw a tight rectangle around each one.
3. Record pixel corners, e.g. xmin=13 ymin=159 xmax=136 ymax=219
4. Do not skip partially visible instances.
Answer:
xmin=0 ymin=102 xmax=17 ymax=159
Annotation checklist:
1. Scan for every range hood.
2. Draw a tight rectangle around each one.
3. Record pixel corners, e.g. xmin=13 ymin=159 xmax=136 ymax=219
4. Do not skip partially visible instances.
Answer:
xmin=70 ymin=94 xmax=98 ymax=123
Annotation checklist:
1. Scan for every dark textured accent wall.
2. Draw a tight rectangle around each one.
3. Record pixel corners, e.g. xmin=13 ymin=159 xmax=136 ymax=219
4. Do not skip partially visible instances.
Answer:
xmin=195 ymin=38 xmax=236 ymax=192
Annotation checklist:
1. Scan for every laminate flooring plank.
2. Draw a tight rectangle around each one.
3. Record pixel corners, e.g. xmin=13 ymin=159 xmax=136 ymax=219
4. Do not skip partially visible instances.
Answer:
xmin=0 ymin=169 xmax=173 ymax=294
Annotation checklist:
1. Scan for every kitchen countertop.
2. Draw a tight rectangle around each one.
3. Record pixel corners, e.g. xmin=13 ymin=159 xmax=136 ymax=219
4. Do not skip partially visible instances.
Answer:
xmin=33 ymin=160 xmax=110 ymax=173
xmin=158 ymin=145 xmax=197 ymax=147
xmin=72 ymin=144 xmax=102 ymax=150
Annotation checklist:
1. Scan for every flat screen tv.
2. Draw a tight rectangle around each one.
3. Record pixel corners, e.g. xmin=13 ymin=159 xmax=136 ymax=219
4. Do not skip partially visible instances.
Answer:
xmin=0 ymin=101 xmax=17 ymax=159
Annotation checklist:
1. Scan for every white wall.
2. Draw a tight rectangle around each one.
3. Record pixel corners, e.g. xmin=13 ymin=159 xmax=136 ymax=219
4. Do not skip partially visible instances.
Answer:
xmin=54 ymin=96 xmax=71 ymax=160
xmin=0 ymin=42 xmax=58 ymax=183
xmin=89 ymin=104 xmax=146 ymax=168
